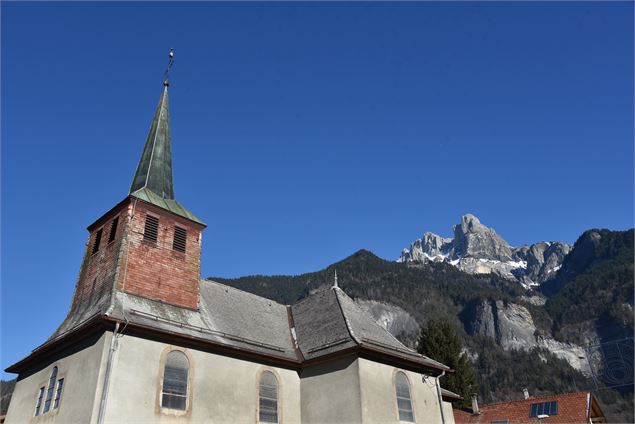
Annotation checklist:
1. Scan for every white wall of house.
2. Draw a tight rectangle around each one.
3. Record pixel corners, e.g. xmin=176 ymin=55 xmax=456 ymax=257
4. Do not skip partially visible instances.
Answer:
xmin=5 ymin=332 xmax=109 ymax=424
xmin=7 ymin=332 xmax=454 ymax=424
xmin=358 ymin=358 xmax=454 ymax=424
xmin=102 ymin=333 xmax=302 ymax=423
xmin=300 ymin=356 xmax=363 ymax=423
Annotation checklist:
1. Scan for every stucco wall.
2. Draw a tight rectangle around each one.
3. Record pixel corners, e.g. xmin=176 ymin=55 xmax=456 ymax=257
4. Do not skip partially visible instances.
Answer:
xmin=5 ymin=332 xmax=110 ymax=424
xmin=300 ymin=356 xmax=362 ymax=424
xmin=357 ymin=358 xmax=453 ymax=424
xmin=102 ymin=334 xmax=301 ymax=423
xmin=442 ymin=400 xmax=455 ymax=424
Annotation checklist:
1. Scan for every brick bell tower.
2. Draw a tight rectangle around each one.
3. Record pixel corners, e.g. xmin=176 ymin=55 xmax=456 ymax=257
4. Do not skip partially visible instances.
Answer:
xmin=68 ymin=56 xmax=205 ymax=315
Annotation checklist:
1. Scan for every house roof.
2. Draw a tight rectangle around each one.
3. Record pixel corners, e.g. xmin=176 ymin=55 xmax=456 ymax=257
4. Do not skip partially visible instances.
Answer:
xmin=454 ymin=391 xmax=607 ymax=424
xmin=10 ymin=282 xmax=450 ymax=374
xmin=441 ymin=388 xmax=463 ymax=402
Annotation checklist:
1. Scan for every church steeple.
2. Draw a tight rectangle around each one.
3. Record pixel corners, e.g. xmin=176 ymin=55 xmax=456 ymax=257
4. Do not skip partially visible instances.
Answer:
xmin=130 ymin=85 xmax=174 ymax=199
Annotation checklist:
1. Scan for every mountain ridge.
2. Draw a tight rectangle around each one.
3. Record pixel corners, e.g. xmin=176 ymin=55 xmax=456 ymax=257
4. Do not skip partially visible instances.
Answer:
xmin=397 ymin=214 xmax=571 ymax=287
xmin=209 ymin=227 xmax=633 ymax=423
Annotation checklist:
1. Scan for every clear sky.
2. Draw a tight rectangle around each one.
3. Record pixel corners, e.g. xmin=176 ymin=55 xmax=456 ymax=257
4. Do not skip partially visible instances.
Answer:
xmin=1 ymin=2 xmax=633 ymax=378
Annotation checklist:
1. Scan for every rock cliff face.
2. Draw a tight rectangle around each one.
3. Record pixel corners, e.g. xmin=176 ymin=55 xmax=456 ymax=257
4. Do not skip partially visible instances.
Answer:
xmin=398 ymin=214 xmax=571 ymax=287
xmin=355 ymin=299 xmax=420 ymax=343
xmin=463 ymin=299 xmax=591 ymax=374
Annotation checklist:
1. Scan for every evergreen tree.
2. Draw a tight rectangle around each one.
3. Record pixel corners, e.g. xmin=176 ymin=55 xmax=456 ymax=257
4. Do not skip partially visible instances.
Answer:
xmin=417 ymin=319 xmax=476 ymax=408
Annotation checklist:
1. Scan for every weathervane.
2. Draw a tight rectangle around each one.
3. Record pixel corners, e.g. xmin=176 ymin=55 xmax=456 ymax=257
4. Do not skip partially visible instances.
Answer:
xmin=164 ymin=48 xmax=174 ymax=86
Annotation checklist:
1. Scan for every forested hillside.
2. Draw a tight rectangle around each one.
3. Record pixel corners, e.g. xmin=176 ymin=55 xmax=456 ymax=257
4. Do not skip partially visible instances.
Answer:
xmin=211 ymin=228 xmax=634 ymax=423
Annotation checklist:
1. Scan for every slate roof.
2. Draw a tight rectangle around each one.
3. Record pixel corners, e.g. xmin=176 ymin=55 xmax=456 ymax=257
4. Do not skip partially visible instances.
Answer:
xmin=292 ymin=287 xmax=449 ymax=370
xmin=292 ymin=288 xmax=358 ymax=359
xmin=28 ymin=282 xmax=449 ymax=373
xmin=108 ymin=281 xmax=299 ymax=361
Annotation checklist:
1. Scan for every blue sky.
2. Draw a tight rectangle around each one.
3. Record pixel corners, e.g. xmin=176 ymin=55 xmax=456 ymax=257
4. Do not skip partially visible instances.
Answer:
xmin=1 ymin=2 xmax=633 ymax=377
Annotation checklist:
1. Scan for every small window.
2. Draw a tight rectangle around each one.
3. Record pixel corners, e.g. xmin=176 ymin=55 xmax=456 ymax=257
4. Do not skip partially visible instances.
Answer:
xmin=161 ymin=351 xmax=189 ymax=411
xmin=173 ymin=226 xmax=187 ymax=253
xmin=530 ymin=401 xmax=558 ymax=417
xmin=144 ymin=215 xmax=159 ymax=243
xmin=34 ymin=386 xmax=44 ymax=416
xmin=91 ymin=229 xmax=103 ymax=254
xmin=259 ymin=371 xmax=279 ymax=423
xmin=53 ymin=378 xmax=64 ymax=409
xmin=491 ymin=420 xmax=509 ymax=424
xmin=43 ymin=366 xmax=58 ymax=413
xmin=395 ymin=371 xmax=414 ymax=422
xmin=108 ymin=216 xmax=119 ymax=243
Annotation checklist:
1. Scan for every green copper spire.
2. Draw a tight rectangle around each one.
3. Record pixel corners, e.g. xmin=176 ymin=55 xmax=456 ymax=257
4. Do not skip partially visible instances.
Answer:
xmin=130 ymin=86 xmax=174 ymax=199
xmin=128 ymin=51 xmax=204 ymax=226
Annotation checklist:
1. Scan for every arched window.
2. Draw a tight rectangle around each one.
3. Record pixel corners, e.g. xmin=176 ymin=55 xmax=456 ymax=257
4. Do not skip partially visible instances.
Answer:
xmin=161 ymin=351 xmax=189 ymax=411
xmin=43 ymin=366 xmax=58 ymax=414
xmin=258 ymin=371 xmax=279 ymax=423
xmin=395 ymin=371 xmax=414 ymax=422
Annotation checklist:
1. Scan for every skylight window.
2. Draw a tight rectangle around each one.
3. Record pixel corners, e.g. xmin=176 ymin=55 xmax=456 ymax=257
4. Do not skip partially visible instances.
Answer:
xmin=530 ymin=401 xmax=558 ymax=417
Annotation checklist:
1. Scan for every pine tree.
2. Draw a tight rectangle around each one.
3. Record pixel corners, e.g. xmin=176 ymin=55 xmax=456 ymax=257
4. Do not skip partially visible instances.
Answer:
xmin=417 ymin=319 xmax=476 ymax=408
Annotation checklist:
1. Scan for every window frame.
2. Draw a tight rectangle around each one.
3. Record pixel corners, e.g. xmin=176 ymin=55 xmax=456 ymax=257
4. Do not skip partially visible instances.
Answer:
xmin=156 ymin=347 xmax=193 ymax=417
xmin=393 ymin=370 xmax=416 ymax=423
xmin=91 ymin=228 xmax=103 ymax=255
xmin=34 ymin=386 xmax=45 ymax=416
xmin=53 ymin=378 xmax=64 ymax=409
xmin=172 ymin=225 xmax=187 ymax=254
xmin=257 ymin=369 xmax=281 ymax=424
xmin=42 ymin=366 xmax=58 ymax=414
xmin=107 ymin=216 xmax=119 ymax=244
xmin=143 ymin=213 xmax=160 ymax=243
xmin=529 ymin=400 xmax=558 ymax=417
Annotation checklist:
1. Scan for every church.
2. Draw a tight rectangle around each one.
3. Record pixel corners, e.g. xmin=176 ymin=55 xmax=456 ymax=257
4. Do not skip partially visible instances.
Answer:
xmin=5 ymin=66 xmax=458 ymax=423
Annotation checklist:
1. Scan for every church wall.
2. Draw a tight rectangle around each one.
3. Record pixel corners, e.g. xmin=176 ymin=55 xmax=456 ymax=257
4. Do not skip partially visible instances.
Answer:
xmin=116 ymin=201 xmax=203 ymax=310
xmin=357 ymin=358 xmax=453 ymax=424
xmin=442 ymin=400 xmax=455 ymax=423
xmin=299 ymin=356 xmax=363 ymax=423
xmin=5 ymin=332 xmax=110 ymax=424
xmin=69 ymin=203 xmax=130 ymax=318
xmin=102 ymin=334 xmax=302 ymax=423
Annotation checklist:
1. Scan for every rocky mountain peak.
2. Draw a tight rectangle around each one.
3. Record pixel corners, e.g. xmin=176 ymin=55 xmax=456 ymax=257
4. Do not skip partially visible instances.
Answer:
xmin=398 ymin=214 xmax=571 ymax=288
xmin=452 ymin=214 xmax=513 ymax=261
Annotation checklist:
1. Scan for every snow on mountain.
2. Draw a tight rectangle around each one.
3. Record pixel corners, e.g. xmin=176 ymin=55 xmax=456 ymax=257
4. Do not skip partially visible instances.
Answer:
xmin=397 ymin=214 xmax=571 ymax=287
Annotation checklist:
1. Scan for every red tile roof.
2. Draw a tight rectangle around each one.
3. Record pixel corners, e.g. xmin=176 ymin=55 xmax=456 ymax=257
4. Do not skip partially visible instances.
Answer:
xmin=453 ymin=391 xmax=607 ymax=424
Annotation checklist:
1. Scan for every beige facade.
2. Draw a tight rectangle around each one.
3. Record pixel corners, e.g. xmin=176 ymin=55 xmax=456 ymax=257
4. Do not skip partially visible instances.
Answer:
xmin=5 ymin=333 xmax=109 ymax=424
xmin=103 ymin=334 xmax=302 ymax=424
xmin=8 ymin=331 xmax=457 ymax=424
xmin=358 ymin=358 xmax=446 ymax=424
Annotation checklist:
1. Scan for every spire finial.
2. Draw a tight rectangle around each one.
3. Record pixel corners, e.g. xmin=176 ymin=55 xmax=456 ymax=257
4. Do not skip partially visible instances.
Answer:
xmin=333 ymin=269 xmax=338 ymax=288
xmin=164 ymin=48 xmax=174 ymax=87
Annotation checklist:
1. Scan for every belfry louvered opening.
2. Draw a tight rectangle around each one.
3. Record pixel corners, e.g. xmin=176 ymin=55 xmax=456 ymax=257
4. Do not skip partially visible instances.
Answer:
xmin=143 ymin=215 xmax=159 ymax=242
xmin=108 ymin=216 xmax=119 ymax=243
xmin=91 ymin=229 xmax=103 ymax=254
xmin=173 ymin=226 xmax=187 ymax=253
